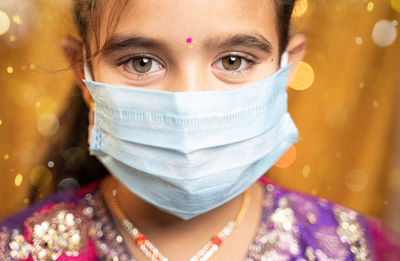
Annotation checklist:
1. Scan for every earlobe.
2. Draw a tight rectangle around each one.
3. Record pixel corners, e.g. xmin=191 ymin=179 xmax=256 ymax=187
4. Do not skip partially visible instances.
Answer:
xmin=61 ymin=36 xmax=92 ymax=107
xmin=285 ymin=33 xmax=307 ymax=85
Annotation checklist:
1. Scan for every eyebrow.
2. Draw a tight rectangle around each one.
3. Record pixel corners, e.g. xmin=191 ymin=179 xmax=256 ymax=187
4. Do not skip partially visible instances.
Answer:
xmin=101 ymin=33 xmax=273 ymax=55
xmin=203 ymin=33 xmax=273 ymax=54
xmin=102 ymin=35 xmax=170 ymax=55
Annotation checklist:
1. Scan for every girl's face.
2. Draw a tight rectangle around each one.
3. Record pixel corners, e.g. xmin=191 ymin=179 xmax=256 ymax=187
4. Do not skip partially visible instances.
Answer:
xmin=88 ymin=0 xmax=282 ymax=92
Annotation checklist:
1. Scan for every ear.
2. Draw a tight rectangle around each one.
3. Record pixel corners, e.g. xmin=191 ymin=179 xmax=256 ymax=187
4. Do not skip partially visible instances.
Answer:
xmin=286 ymin=33 xmax=307 ymax=85
xmin=61 ymin=36 xmax=93 ymax=107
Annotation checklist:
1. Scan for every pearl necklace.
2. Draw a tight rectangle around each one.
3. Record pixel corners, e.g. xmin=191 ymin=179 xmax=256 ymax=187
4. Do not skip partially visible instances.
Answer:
xmin=110 ymin=185 xmax=251 ymax=261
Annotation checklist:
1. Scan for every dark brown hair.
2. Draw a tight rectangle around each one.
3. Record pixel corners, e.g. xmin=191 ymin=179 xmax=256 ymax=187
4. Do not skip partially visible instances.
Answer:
xmin=73 ymin=0 xmax=129 ymax=57
xmin=275 ymin=0 xmax=298 ymax=54
xmin=30 ymin=0 xmax=297 ymax=201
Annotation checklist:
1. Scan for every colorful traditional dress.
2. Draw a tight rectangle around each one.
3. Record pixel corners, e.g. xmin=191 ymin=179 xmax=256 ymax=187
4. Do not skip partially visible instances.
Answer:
xmin=0 ymin=176 xmax=399 ymax=261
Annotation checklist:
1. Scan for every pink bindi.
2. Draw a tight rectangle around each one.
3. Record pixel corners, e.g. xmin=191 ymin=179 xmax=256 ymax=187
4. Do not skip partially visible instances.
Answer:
xmin=182 ymin=37 xmax=196 ymax=48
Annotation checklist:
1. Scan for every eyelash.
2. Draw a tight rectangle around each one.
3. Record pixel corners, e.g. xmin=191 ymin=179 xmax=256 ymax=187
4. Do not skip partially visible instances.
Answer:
xmin=117 ymin=53 xmax=257 ymax=78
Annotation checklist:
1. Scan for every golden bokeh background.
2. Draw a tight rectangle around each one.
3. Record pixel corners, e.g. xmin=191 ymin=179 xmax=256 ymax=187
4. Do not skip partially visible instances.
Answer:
xmin=0 ymin=0 xmax=399 ymax=232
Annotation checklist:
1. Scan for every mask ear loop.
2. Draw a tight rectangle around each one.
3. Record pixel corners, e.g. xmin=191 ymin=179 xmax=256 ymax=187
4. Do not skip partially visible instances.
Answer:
xmin=82 ymin=44 xmax=94 ymax=81
xmin=81 ymin=44 xmax=97 ymax=145
xmin=81 ymin=44 xmax=95 ymax=112
xmin=280 ymin=50 xmax=289 ymax=68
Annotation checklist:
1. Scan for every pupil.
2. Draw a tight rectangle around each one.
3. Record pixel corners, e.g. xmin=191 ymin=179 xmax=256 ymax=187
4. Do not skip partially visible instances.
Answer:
xmin=229 ymin=57 xmax=236 ymax=65
xmin=133 ymin=57 xmax=151 ymax=73
xmin=140 ymin=58 xmax=148 ymax=67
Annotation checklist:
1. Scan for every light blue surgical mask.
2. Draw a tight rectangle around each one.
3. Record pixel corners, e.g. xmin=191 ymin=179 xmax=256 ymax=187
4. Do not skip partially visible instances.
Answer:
xmin=82 ymin=51 xmax=298 ymax=220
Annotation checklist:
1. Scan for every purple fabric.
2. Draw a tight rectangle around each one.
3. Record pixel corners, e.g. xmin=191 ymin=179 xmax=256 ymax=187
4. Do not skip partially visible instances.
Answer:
xmin=0 ymin=176 xmax=398 ymax=260
xmin=0 ymin=189 xmax=79 ymax=230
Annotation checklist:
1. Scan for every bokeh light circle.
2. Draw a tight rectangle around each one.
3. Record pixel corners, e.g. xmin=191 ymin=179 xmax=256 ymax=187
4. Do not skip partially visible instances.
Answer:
xmin=372 ymin=19 xmax=398 ymax=47
xmin=355 ymin=37 xmax=363 ymax=45
xmin=14 ymin=173 xmax=23 ymax=187
xmin=274 ymin=145 xmax=297 ymax=168
xmin=12 ymin=15 xmax=22 ymax=25
xmin=367 ymin=2 xmax=374 ymax=12
xmin=6 ymin=66 xmax=13 ymax=74
xmin=0 ymin=10 xmax=10 ymax=35
xmin=346 ymin=169 xmax=368 ymax=192
xmin=37 ymin=113 xmax=59 ymax=136
xmin=58 ymin=177 xmax=80 ymax=191
xmin=47 ymin=161 xmax=55 ymax=168
xmin=289 ymin=62 xmax=314 ymax=91
xmin=302 ymin=164 xmax=311 ymax=178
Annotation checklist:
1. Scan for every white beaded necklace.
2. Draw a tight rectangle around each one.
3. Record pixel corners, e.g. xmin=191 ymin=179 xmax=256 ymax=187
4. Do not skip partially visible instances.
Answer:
xmin=110 ymin=185 xmax=251 ymax=261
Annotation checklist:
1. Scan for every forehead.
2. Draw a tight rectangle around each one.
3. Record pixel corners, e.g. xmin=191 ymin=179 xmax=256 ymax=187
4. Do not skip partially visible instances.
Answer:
xmin=96 ymin=0 xmax=278 ymax=51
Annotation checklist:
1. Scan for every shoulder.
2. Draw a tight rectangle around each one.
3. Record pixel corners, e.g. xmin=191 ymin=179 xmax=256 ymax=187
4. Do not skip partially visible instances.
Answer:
xmin=0 ymin=178 xmax=103 ymax=260
xmin=250 ymin=178 xmax=375 ymax=260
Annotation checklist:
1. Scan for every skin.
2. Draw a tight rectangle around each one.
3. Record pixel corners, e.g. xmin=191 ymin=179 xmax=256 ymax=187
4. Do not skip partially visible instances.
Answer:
xmin=63 ymin=0 xmax=306 ymax=259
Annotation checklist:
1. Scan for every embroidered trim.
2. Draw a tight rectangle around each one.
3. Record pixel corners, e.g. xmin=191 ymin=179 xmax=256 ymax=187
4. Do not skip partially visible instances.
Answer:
xmin=334 ymin=206 xmax=370 ymax=261
xmin=245 ymin=185 xmax=372 ymax=261
xmin=1 ymin=182 xmax=373 ymax=261
xmin=0 ymin=227 xmax=10 ymax=260
xmin=25 ymin=203 xmax=90 ymax=260
xmin=84 ymin=191 xmax=134 ymax=261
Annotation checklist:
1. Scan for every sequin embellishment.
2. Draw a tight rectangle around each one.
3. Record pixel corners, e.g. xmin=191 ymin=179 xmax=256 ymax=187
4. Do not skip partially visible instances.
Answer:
xmin=334 ymin=206 xmax=369 ymax=261
xmin=24 ymin=203 xmax=89 ymax=260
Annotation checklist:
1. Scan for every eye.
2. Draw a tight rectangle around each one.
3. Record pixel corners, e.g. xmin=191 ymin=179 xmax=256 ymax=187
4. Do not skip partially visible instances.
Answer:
xmin=212 ymin=55 xmax=255 ymax=74
xmin=120 ymin=55 xmax=164 ymax=77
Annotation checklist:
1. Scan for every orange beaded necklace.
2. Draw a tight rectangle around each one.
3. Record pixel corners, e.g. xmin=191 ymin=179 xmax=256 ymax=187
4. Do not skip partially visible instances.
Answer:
xmin=109 ymin=182 xmax=251 ymax=261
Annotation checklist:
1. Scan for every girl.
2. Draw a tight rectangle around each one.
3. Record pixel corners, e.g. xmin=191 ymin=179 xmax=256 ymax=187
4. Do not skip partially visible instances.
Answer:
xmin=1 ymin=0 xmax=399 ymax=260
